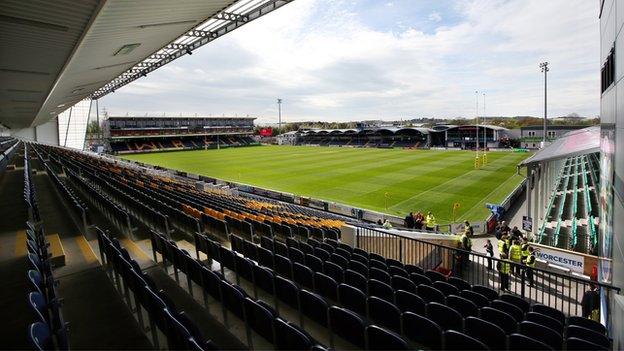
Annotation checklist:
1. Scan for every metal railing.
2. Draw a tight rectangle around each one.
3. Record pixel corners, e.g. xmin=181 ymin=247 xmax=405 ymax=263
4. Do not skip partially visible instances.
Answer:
xmin=355 ymin=226 xmax=620 ymax=321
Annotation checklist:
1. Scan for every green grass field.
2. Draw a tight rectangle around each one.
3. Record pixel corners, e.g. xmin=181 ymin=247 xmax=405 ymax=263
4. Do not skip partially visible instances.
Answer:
xmin=122 ymin=146 xmax=529 ymax=223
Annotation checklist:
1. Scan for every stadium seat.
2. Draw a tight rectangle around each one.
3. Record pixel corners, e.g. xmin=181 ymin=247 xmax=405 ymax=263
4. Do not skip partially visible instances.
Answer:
xmin=433 ymin=281 xmax=460 ymax=296
xmin=313 ymin=247 xmax=331 ymax=262
xmin=448 ymin=276 xmax=471 ymax=291
xmin=426 ymin=302 xmax=463 ymax=331
xmin=368 ymin=279 xmax=395 ymax=303
xmin=405 ymin=264 xmax=424 ymax=275
xmin=293 ymin=262 xmax=314 ymax=289
xmin=328 ymin=306 xmax=366 ymax=348
xmin=323 ymin=261 xmax=344 ymax=283
xmin=338 ymin=283 xmax=367 ymax=316
xmin=252 ymin=265 xmax=275 ymax=294
xmin=300 ymin=289 xmax=329 ymax=327
xmin=532 ymin=304 xmax=565 ymax=325
xmin=367 ymin=296 xmax=401 ymax=332
xmin=348 ymin=260 xmax=369 ymax=278
xmin=566 ymin=337 xmax=609 ymax=351
xmin=508 ymin=333 xmax=554 ymax=351
xmin=472 ymin=285 xmax=499 ymax=301
xmin=369 ymin=267 xmax=392 ymax=285
xmin=28 ymin=322 xmax=52 ymax=350
xmin=344 ymin=269 xmax=368 ymax=293
xmin=335 ymin=248 xmax=351 ymax=261
xmin=274 ymin=318 xmax=313 ymax=350
xmin=314 ymin=272 xmax=338 ymax=301
xmin=417 ymin=284 xmax=446 ymax=304
xmin=459 ymin=289 xmax=490 ymax=308
xmin=244 ymin=298 xmax=276 ymax=342
xmin=28 ymin=291 xmax=48 ymax=324
xmin=395 ymin=290 xmax=426 ymax=315
xmin=351 ymin=253 xmax=369 ymax=266
xmin=369 ymin=259 xmax=388 ymax=272
xmin=391 ymin=275 xmax=417 ymax=293
xmin=501 ymin=293 xmax=530 ymax=313
xmin=443 ymin=330 xmax=488 ymax=350
xmin=401 ymin=312 xmax=442 ymax=349
xmin=568 ymin=316 xmax=607 ymax=335
xmin=329 ymin=254 xmax=348 ymax=270
xmin=276 ymin=276 xmax=299 ymax=309
xmin=566 ymin=325 xmax=610 ymax=349
xmin=386 ymin=258 xmax=403 ymax=269
xmin=446 ymin=295 xmax=479 ymax=317
xmin=305 ymin=254 xmax=323 ymax=273
xmin=525 ymin=312 xmax=563 ymax=335
xmin=491 ymin=299 xmax=525 ymax=322
xmin=410 ymin=272 xmax=432 ymax=286
xmin=288 ymin=247 xmax=305 ymax=265
xmin=464 ymin=316 xmax=507 ymax=350
xmin=425 ymin=269 xmax=446 ymax=282
xmin=369 ymin=253 xmax=386 ymax=263
xmin=480 ymin=307 xmax=517 ymax=334
xmin=519 ymin=321 xmax=563 ymax=350
xmin=258 ymin=247 xmax=274 ymax=269
xmin=388 ymin=265 xmax=409 ymax=278
xmin=365 ymin=325 xmax=410 ymax=350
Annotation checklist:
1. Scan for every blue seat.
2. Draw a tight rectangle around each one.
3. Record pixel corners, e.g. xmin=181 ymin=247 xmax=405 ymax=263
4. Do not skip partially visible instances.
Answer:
xmin=480 ymin=307 xmax=517 ymax=334
xmin=566 ymin=325 xmax=610 ymax=349
xmin=218 ymin=246 xmax=236 ymax=271
xmin=369 ymin=267 xmax=392 ymax=285
xmin=276 ymin=276 xmax=299 ymax=308
xmin=313 ymin=247 xmax=331 ymax=262
xmin=274 ymin=318 xmax=313 ymax=350
xmin=392 ymin=275 xmax=416 ymax=293
xmin=260 ymin=236 xmax=274 ymax=251
xmin=568 ymin=316 xmax=607 ymax=335
xmin=446 ymin=295 xmax=479 ymax=317
xmin=328 ymin=306 xmax=366 ymax=348
xmin=344 ymin=269 xmax=367 ymax=293
xmin=252 ymin=265 xmax=274 ymax=294
xmin=367 ymin=296 xmax=401 ymax=332
xmin=28 ymin=269 xmax=43 ymax=294
xmin=417 ymin=284 xmax=445 ymax=304
xmin=288 ymin=247 xmax=305 ymax=265
xmin=298 ymin=242 xmax=314 ymax=255
xmin=300 ymin=289 xmax=328 ymax=327
xmin=444 ymin=330 xmax=488 ymax=350
xmin=320 ymin=242 xmax=334 ymax=254
xmin=274 ymin=254 xmax=293 ymax=279
xmin=464 ymin=316 xmax=507 ymax=350
xmin=366 ymin=325 xmax=410 ymax=350
xmin=221 ymin=280 xmax=246 ymax=319
xmin=330 ymin=253 xmax=349 ymax=270
xmin=293 ymin=262 xmax=314 ymax=289
xmin=426 ymin=302 xmax=463 ymax=331
xmin=401 ymin=312 xmax=442 ymax=349
xmin=243 ymin=239 xmax=258 ymax=261
xmin=28 ymin=291 xmax=48 ymax=323
xmin=234 ymin=255 xmax=254 ymax=282
xmin=305 ymin=254 xmax=324 ymax=272
xmin=472 ymin=284 xmax=499 ymax=301
xmin=368 ymin=279 xmax=394 ymax=303
xmin=335 ymin=247 xmax=352 ymax=261
xmin=348 ymin=260 xmax=369 ymax=278
xmin=508 ymin=333 xmax=554 ymax=350
xmin=28 ymin=322 xmax=52 ymax=351
xmin=258 ymin=246 xmax=274 ymax=268
xmin=314 ymin=272 xmax=338 ymax=301
xmin=519 ymin=320 xmax=562 ymax=350
xmin=274 ymin=241 xmax=289 ymax=257
xmin=338 ymin=283 xmax=367 ymax=316
xmin=323 ymin=261 xmax=344 ymax=283
xmin=243 ymin=297 xmax=276 ymax=342
xmin=164 ymin=309 xmax=193 ymax=350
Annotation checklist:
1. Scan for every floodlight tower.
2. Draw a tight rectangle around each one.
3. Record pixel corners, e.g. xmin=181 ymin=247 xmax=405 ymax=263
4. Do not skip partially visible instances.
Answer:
xmin=475 ymin=90 xmax=480 ymax=169
xmin=482 ymin=92 xmax=487 ymax=165
xmin=540 ymin=62 xmax=549 ymax=147
xmin=277 ymin=98 xmax=283 ymax=134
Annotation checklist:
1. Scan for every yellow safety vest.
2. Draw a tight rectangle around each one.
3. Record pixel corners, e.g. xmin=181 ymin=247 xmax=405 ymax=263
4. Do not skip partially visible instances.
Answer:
xmin=509 ymin=245 xmax=522 ymax=262
xmin=498 ymin=239 xmax=507 ymax=256
xmin=521 ymin=244 xmax=530 ymax=262
xmin=526 ymin=254 xmax=536 ymax=267
xmin=499 ymin=260 xmax=510 ymax=274
xmin=426 ymin=215 xmax=436 ymax=228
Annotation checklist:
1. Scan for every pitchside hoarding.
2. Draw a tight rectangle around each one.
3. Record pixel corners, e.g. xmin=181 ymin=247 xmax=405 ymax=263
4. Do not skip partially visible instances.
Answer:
xmin=534 ymin=247 xmax=585 ymax=274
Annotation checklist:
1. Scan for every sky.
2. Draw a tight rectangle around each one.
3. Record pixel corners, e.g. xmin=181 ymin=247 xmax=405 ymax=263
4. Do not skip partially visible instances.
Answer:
xmin=100 ymin=0 xmax=600 ymax=124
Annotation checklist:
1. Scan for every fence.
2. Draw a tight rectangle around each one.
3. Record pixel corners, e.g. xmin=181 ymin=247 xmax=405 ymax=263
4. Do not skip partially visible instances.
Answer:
xmin=355 ymin=225 xmax=620 ymax=321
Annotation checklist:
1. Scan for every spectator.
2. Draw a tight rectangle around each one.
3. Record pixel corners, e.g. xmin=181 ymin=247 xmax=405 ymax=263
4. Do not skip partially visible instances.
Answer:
xmin=495 ymin=220 xmax=510 ymax=240
xmin=425 ymin=211 xmax=436 ymax=231
xmin=404 ymin=212 xmax=415 ymax=229
xmin=383 ymin=219 xmax=393 ymax=229
xmin=581 ymin=284 xmax=600 ymax=320
xmin=498 ymin=252 xmax=511 ymax=291
xmin=524 ymin=246 xmax=536 ymax=287
xmin=484 ymin=239 xmax=494 ymax=270
xmin=377 ymin=219 xmax=383 ymax=225
xmin=511 ymin=226 xmax=523 ymax=241
xmin=414 ymin=211 xmax=424 ymax=230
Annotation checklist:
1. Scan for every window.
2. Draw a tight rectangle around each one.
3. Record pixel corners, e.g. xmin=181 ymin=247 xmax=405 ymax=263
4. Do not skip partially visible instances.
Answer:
xmin=528 ymin=131 xmax=536 ymax=137
xmin=601 ymin=46 xmax=615 ymax=93
xmin=547 ymin=131 xmax=556 ymax=138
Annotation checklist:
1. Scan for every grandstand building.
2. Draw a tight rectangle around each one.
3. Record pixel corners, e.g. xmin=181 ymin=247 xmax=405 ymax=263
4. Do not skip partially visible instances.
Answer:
xmin=297 ymin=125 xmax=512 ymax=149
xmin=106 ymin=116 xmax=257 ymax=154
xmin=520 ymin=125 xmax=592 ymax=149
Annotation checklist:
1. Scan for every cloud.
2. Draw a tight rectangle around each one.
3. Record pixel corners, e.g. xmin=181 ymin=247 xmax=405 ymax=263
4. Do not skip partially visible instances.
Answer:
xmin=428 ymin=12 xmax=442 ymax=22
xmin=101 ymin=0 xmax=600 ymax=123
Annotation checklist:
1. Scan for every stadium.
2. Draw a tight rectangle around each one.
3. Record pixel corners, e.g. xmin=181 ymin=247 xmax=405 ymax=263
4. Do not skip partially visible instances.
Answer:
xmin=0 ymin=1 xmax=622 ymax=351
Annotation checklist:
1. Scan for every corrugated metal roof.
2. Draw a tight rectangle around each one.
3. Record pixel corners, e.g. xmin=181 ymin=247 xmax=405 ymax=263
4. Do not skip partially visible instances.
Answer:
xmin=519 ymin=126 xmax=600 ymax=166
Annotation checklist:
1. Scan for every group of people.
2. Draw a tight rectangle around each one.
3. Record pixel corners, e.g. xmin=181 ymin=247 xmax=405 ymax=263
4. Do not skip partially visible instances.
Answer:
xmin=491 ymin=220 xmax=537 ymax=291
xmin=403 ymin=211 xmax=437 ymax=231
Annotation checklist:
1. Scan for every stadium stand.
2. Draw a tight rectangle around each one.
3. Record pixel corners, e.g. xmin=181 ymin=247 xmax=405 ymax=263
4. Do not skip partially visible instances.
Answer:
xmin=537 ymin=153 xmax=600 ymax=254
xmin=105 ymin=116 xmax=258 ymax=154
xmin=0 ymin=141 xmax=617 ymax=350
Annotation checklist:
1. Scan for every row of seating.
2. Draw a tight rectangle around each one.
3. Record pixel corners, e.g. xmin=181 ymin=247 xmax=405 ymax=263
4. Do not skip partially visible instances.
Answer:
xmin=149 ymin=230 xmax=329 ymax=350
xmin=109 ymin=135 xmax=258 ymax=154
xmin=23 ymin=145 xmax=69 ymax=350
xmin=97 ymin=228 xmax=218 ymax=350
xmin=206 ymin=233 xmax=610 ymax=350
xmin=0 ymin=137 xmax=19 ymax=173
